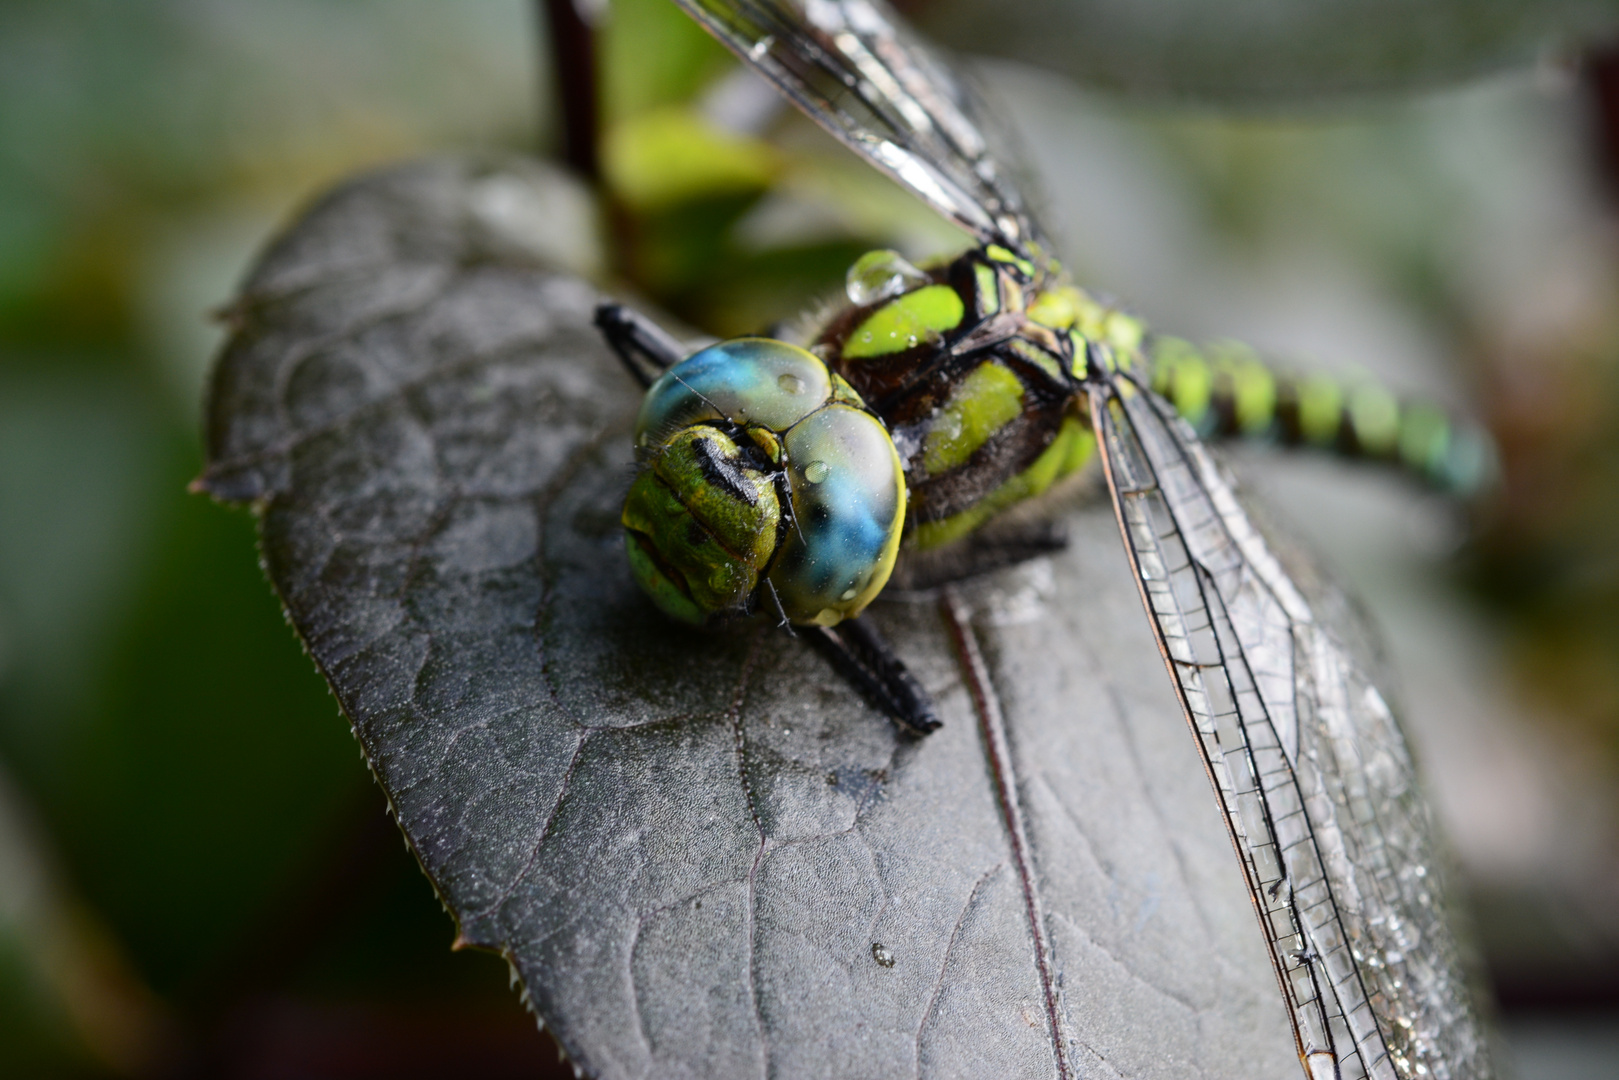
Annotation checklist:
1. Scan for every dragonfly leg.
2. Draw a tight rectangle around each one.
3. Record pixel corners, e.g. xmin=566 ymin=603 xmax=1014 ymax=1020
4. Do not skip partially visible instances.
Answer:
xmin=887 ymin=519 xmax=1068 ymax=592
xmin=594 ymin=301 xmax=687 ymax=388
xmin=807 ymin=618 xmax=941 ymax=735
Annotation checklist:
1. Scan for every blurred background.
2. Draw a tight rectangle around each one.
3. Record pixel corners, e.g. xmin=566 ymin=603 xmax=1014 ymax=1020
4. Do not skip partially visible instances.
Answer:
xmin=1 ymin=0 xmax=1617 ymax=1076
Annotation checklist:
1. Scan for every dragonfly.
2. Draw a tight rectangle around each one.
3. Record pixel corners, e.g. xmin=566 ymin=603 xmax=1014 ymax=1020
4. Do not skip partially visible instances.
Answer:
xmin=593 ymin=1 xmax=1495 ymax=1077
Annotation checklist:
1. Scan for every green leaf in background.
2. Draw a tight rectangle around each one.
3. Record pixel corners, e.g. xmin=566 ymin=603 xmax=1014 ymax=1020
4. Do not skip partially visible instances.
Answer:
xmin=603 ymin=0 xmax=740 ymax=118
xmin=0 ymin=4 xmax=558 ymax=1073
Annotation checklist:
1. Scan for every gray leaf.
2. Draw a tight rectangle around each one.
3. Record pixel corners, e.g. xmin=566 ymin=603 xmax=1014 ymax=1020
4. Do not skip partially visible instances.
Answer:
xmin=200 ymin=155 xmax=1324 ymax=1078
xmin=921 ymin=0 xmax=1619 ymax=101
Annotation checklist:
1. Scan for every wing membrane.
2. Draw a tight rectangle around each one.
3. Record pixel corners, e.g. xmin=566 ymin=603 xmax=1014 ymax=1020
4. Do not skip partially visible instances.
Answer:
xmin=672 ymin=0 xmax=1053 ymax=268
xmin=1089 ymin=374 xmax=1492 ymax=1080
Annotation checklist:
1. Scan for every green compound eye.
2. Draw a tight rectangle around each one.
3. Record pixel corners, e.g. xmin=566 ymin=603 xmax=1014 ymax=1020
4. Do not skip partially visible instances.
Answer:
xmin=625 ymin=339 xmax=906 ymax=628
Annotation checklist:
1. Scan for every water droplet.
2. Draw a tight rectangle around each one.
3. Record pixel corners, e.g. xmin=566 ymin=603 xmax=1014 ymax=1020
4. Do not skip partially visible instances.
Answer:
xmin=840 ymin=586 xmax=858 ymax=601
xmin=778 ymin=372 xmax=805 ymax=395
xmin=804 ymin=460 xmax=830 ymax=484
xmin=846 ymin=249 xmax=927 ymax=306
xmin=870 ymin=942 xmax=895 ymax=968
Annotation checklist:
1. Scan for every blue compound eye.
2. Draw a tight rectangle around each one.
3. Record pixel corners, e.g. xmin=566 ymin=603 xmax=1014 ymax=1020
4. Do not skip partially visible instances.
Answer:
xmin=623 ymin=339 xmax=906 ymax=627
xmin=634 ymin=339 xmax=833 ymax=455
xmin=769 ymin=403 xmax=905 ymax=625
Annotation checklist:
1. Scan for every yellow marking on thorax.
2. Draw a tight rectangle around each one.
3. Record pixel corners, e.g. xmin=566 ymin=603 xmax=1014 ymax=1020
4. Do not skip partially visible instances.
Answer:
xmin=921 ymin=361 xmax=1024 ymax=477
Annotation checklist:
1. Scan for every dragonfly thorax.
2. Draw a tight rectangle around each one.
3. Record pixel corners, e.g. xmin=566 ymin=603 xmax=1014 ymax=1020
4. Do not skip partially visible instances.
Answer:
xmin=811 ymin=247 xmax=1145 ymax=548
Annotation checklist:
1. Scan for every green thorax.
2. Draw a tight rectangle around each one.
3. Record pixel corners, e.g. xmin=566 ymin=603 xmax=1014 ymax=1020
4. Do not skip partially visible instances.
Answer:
xmin=816 ymin=245 xmax=1489 ymax=553
xmin=813 ymin=246 xmax=1147 ymax=548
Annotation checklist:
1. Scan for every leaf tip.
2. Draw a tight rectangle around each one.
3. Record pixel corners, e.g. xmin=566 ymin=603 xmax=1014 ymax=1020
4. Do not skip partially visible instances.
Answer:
xmin=188 ymin=462 xmax=270 ymax=505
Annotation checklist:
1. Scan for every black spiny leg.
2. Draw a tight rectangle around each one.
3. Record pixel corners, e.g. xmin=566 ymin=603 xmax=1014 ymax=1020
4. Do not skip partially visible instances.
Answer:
xmin=833 ymin=520 xmax=1067 ymax=732
xmin=809 ymin=618 xmax=942 ymax=735
xmin=595 ymin=301 xmax=687 ymax=388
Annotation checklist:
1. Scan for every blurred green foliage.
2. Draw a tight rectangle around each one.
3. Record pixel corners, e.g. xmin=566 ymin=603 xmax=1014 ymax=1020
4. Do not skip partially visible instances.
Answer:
xmin=599 ymin=0 xmax=959 ymax=333
xmin=0 ymin=3 xmax=550 ymax=1075
xmin=603 ymin=0 xmax=734 ymax=116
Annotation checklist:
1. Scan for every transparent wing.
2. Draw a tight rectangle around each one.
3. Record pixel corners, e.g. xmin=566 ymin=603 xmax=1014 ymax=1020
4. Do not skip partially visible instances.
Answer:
xmin=1088 ymin=373 xmax=1493 ymax=1080
xmin=672 ymin=0 xmax=1054 ymax=269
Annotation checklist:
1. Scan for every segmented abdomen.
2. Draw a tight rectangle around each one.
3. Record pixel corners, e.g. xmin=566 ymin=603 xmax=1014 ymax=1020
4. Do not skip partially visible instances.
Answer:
xmin=1149 ymin=336 xmax=1496 ymax=496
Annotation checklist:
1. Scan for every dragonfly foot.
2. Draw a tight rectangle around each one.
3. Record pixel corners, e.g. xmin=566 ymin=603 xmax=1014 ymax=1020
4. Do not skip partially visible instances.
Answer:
xmin=806 ymin=618 xmax=941 ymax=735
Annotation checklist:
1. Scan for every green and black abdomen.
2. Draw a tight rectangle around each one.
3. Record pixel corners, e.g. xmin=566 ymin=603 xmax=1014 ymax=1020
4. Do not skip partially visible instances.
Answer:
xmin=1150 ymin=337 xmax=1496 ymax=495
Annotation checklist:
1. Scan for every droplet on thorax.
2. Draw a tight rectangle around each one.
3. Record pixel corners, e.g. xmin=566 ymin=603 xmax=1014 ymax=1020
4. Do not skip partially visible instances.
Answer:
xmin=846 ymin=249 xmax=927 ymax=306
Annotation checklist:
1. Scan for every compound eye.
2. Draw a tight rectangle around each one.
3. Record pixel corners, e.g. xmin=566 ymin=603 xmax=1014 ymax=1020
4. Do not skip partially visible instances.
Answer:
xmin=622 ymin=426 xmax=781 ymax=626
xmin=768 ymin=404 xmax=906 ymax=627
xmin=624 ymin=337 xmax=905 ymax=629
xmin=634 ymin=338 xmax=833 ymax=453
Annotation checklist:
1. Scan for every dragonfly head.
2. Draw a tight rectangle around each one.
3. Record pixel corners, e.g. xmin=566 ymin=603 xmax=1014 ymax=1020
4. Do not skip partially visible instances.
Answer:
xmin=624 ymin=338 xmax=906 ymax=628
